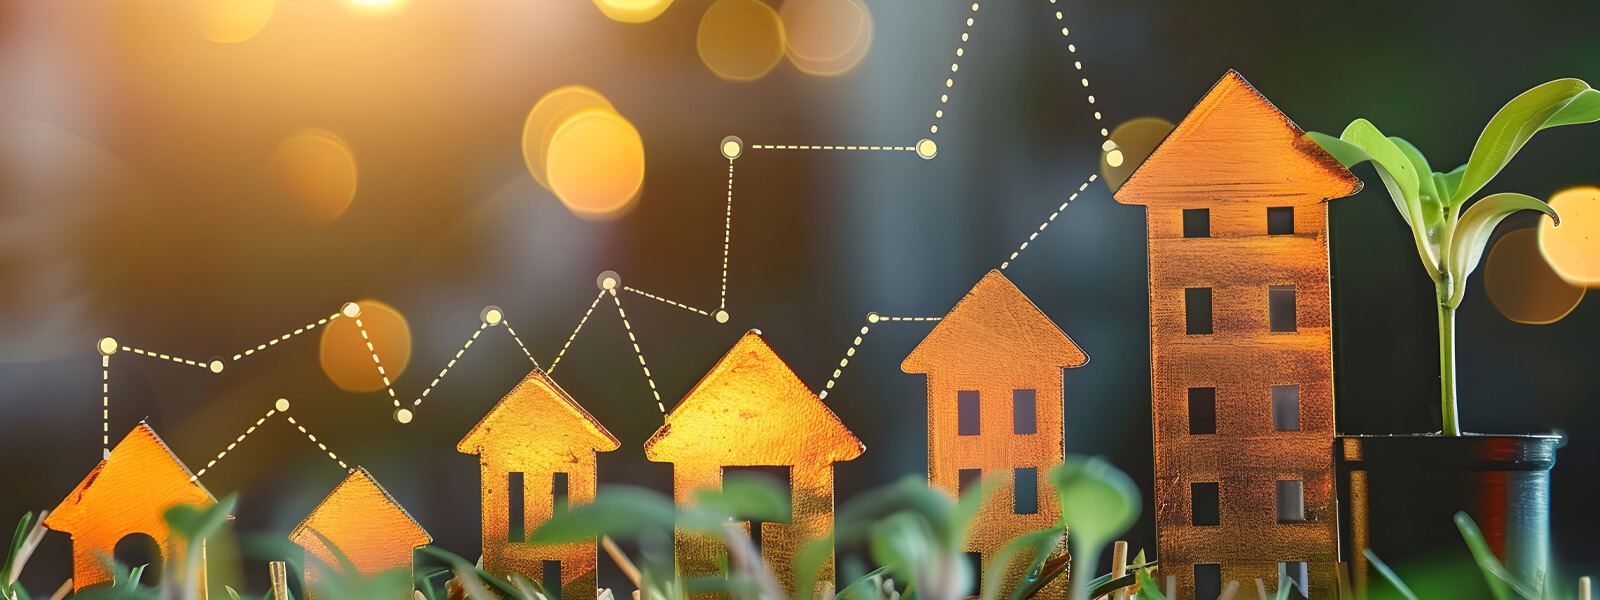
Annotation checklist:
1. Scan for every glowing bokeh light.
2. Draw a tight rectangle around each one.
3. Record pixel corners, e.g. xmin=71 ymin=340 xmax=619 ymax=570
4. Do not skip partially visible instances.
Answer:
xmin=592 ymin=0 xmax=674 ymax=23
xmin=697 ymin=0 xmax=787 ymax=82
xmin=545 ymin=108 xmax=646 ymax=220
xmin=196 ymin=0 xmax=276 ymax=43
xmin=1101 ymin=117 xmax=1176 ymax=193
xmin=1539 ymin=186 xmax=1600 ymax=286
xmin=780 ymin=0 xmax=873 ymax=76
xmin=345 ymin=0 xmax=408 ymax=14
xmin=1486 ymin=229 xmax=1585 ymax=325
xmin=319 ymin=299 xmax=413 ymax=393
xmin=523 ymin=86 xmax=615 ymax=192
xmin=273 ymin=129 xmax=358 ymax=225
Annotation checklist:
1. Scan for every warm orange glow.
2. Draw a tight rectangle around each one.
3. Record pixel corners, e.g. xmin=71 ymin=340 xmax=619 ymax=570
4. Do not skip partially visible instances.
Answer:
xmin=318 ymin=299 xmax=412 ymax=393
xmin=1489 ymin=228 xmax=1585 ymax=325
xmin=196 ymin=0 xmax=276 ymax=43
xmin=592 ymin=0 xmax=675 ymax=23
xmin=522 ymin=86 xmax=615 ymax=192
xmin=1539 ymin=186 xmax=1600 ymax=286
xmin=1101 ymin=117 xmax=1175 ymax=193
xmin=545 ymin=108 xmax=646 ymax=221
xmin=345 ymin=0 xmax=408 ymax=15
xmin=291 ymin=468 xmax=430 ymax=600
xmin=273 ymin=129 xmax=358 ymax=225
xmin=780 ymin=0 xmax=873 ymax=76
xmin=696 ymin=0 xmax=787 ymax=82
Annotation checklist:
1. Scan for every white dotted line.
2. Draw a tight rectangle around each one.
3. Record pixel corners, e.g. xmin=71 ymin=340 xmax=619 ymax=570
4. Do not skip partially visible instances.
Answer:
xmin=120 ymin=346 xmax=212 ymax=371
xmin=609 ymin=290 xmax=665 ymax=415
xmin=234 ymin=313 xmax=339 ymax=360
xmin=500 ymin=318 xmax=541 ymax=369
xmin=748 ymin=144 xmax=915 ymax=152
xmin=193 ymin=406 xmax=279 ymax=480
xmin=816 ymin=314 xmax=942 ymax=401
xmin=352 ymin=318 xmax=400 ymax=407
xmin=720 ymin=161 xmax=734 ymax=311
xmin=101 ymin=356 xmax=110 ymax=453
xmin=549 ymin=290 xmax=606 ymax=374
xmin=1050 ymin=0 xmax=1108 ymax=137
xmin=1000 ymin=174 xmax=1098 ymax=270
xmin=286 ymin=415 xmax=349 ymax=471
xmin=412 ymin=324 xmax=486 ymax=409
xmin=932 ymin=2 xmax=981 ymax=136
xmin=877 ymin=316 xmax=942 ymax=321
xmin=624 ymin=286 xmax=711 ymax=317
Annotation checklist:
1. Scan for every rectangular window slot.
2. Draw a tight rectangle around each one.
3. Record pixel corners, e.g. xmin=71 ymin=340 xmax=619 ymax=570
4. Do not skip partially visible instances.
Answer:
xmin=1195 ymin=564 xmax=1222 ymax=600
xmin=1188 ymin=387 xmax=1216 ymax=435
xmin=958 ymin=390 xmax=980 ymax=435
xmin=965 ymin=552 xmax=984 ymax=598
xmin=1191 ymin=482 xmax=1220 ymax=526
xmin=1280 ymin=562 xmax=1309 ymax=599
xmin=508 ymin=472 xmax=525 ymax=543
xmin=1277 ymin=480 xmax=1306 ymax=523
xmin=1013 ymin=389 xmax=1037 ymax=435
xmin=1269 ymin=285 xmax=1297 ymax=332
xmin=1014 ymin=467 xmax=1038 ymax=514
xmin=958 ymin=468 xmax=982 ymax=498
xmin=542 ymin=560 xmax=562 ymax=600
xmin=552 ymin=472 xmax=569 ymax=515
xmin=723 ymin=466 xmax=793 ymax=553
xmin=1186 ymin=288 xmax=1213 ymax=335
xmin=1268 ymin=206 xmax=1295 ymax=235
xmin=1272 ymin=385 xmax=1301 ymax=432
xmin=1183 ymin=208 xmax=1211 ymax=238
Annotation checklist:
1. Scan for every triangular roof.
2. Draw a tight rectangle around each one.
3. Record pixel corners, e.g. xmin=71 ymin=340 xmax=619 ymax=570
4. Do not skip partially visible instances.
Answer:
xmin=45 ymin=423 xmax=216 ymax=534
xmin=1115 ymin=70 xmax=1361 ymax=207
xmin=903 ymin=270 xmax=1088 ymax=374
xmin=457 ymin=368 xmax=619 ymax=456
xmin=643 ymin=331 xmax=864 ymax=465
xmin=289 ymin=467 xmax=431 ymax=569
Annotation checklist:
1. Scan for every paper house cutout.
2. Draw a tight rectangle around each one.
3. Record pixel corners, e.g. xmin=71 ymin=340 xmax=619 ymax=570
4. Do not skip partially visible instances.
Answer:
xmin=902 ymin=269 xmax=1087 ymax=597
xmin=644 ymin=330 xmax=864 ymax=598
xmin=46 ymin=423 xmax=219 ymax=592
xmin=1115 ymin=70 xmax=1360 ymax=600
xmin=290 ymin=467 xmax=432 ymax=600
xmin=459 ymin=368 xmax=620 ymax=600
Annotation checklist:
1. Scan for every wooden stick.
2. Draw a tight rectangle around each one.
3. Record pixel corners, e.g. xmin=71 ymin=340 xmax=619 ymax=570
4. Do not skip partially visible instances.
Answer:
xmin=1581 ymin=576 xmax=1591 ymax=600
xmin=602 ymin=535 xmax=642 ymax=590
xmin=270 ymin=561 xmax=290 ymax=600
xmin=1165 ymin=575 xmax=1175 ymax=600
xmin=47 ymin=579 xmax=72 ymax=600
xmin=1254 ymin=579 xmax=1268 ymax=600
xmin=413 ymin=591 xmax=427 ymax=600
xmin=1217 ymin=580 xmax=1240 ymax=600
xmin=1110 ymin=542 xmax=1129 ymax=600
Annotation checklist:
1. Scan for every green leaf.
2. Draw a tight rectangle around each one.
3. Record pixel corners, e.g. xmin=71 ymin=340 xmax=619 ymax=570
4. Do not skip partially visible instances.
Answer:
xmin=793 ymin=535 xmax=834 ymax=600
xmin=1453 ymin=512 xmax=1511 ymax=600
xmin=1135 ymin=567 xmax=1168 ymax=600
xmin=1454 ymin=80 xmax=1600 ymax=206
xmin=529 ymin=485 xmax=677 ymax=545
xmin=164 ymin=493 xmax=238 ymax=544
xmin=1433 ymin=165 xmax=1466 ymax=204
xmin=3 ymin=512 xmax=34 ymax=590
xmin=1340 ymin=120 xmax=1422 ymax=220
xmin=1049 ymin=456 xmax=1139 ymax=553
xmin=1308 ymin=131 xmax=1416 ymax=228
xmin=1310 ymin=129 xmax=1441 ymax=277
xmin=1363 ymin=550 xmax=1419 ymax=600
xmin=225 ymin=586 xmax=243 ymax=600
xmin=835 ymin=567 xmax=892 ymax=600
xmin=1274 ymin=562 xmax=1292 ymax=600
xmin=1445 ymin=193 xmax=1559 ymax=307
xmin=690 ymin=473 xmax=792 ymax=526
xmin=978 ymin=528 xmax=1062 ymax=600
xmin=1390 ymin=137 xmax=1444 ymax=221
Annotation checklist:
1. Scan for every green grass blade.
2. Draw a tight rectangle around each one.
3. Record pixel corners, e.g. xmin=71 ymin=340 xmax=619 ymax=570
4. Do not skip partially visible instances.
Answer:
xmin=1363 ymin=550 xmax=1419 ymax=600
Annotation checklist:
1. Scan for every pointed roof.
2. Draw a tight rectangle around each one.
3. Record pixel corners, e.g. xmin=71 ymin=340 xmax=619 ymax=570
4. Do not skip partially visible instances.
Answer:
xmin=290 ymin=467 xmax=431 ymax=572
xmin=46 ymin=423 xmax=216 ymax=535
xmin=1115 ymin=70 xmax=1361 ymax=207
xmin=644 ymin=331 xmax=864 ymax=465
xmin=457 ymin=368 xmax=619 ymax=456
xmin=903 ymin=270 xmax=1088 ymax=374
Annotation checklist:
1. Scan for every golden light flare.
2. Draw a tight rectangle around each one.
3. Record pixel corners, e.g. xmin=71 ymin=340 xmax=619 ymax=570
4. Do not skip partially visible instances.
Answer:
xmin=1488 ymin=228 xmax=1585 ymax=325
xmin=592 ymin=0 xmax=674 ymax=23
xmin=697 ymin=0 xmax=787 ymax=82
xmin=1539 ymin=186 xmax=1600 ymax=286
xmin=779 ymin=0 xmax=873 ymax=76
xmin=319 ymin=299 xmax=412 ymax=393
xmin=545 ymin=109 xmax=646 ymax=220
xmin=1101 ymin=117 xmax=1176 ymax=193
xmin=195 ymin=0 xmax=276 ymax=43
xmin=522 ymin=86 xmax=615 ymax=191
xmin=345 ymin=0 xmax=408 ymax=15
xmin=273 ymin=129 xmax=358 ymax=225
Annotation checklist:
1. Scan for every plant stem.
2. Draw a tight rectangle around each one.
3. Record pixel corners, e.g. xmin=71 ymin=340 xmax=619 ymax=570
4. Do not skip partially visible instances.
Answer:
xmin=1438 ymin=301 xmax=1461 ymax=436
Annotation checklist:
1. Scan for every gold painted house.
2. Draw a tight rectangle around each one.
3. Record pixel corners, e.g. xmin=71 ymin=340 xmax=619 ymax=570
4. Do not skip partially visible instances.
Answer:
xmin=290 ymin=468 xmax=432 ymax=600
xmin=1115 ymin=71 xmax=1361 ymax=600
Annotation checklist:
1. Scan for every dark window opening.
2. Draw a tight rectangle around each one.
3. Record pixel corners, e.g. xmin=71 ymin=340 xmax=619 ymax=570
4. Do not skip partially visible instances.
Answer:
xmin=965 ymin=552 xmax=984 ymax=598
xmin=1272 ymin=385 xmax=1301 ymax=432
xmin=958 ymin=390 xmax=980 ymax=435
xmin=552 ymin=472 xmax=569 ymax=515
xmin=1195 ymin=564 xmax=1222 ymax=600
xmin=1188 ymin=387 xmax=1216 ymax=435
xmin=1280 ymin=562 xmax=1309 ymax=599
xmin=508 ymin=471 xmax=525 ymax=543
xmin=1277 ymin=480 xmax=1306 ymax=523
xmin=1268 ymin=207 xmax=1295 ymax=235
xmin=542 ymin=560 xmax=563 ymax=600
xmin=1191 ymin=482 xmax=1220 ymax=526
xmin=1269 ymin=285 xmax=1297 ymax=332
xmin=114 ymin=533 xmax=163 ymax=585
xmin=1183 ymin=208 xmax=1211 ymax=238
xmin=723 ymin=466 xmax=793 ymax=553
xmin=1185 ymin=288 xmax=1213 ymax=335
xmin=1013 ymin=389 xmax=1037 ymax=435
xmin=1014 ymin=467 xmax=1038 ymax=514
xmin=959 ymin=468 xmax=983 ymax=498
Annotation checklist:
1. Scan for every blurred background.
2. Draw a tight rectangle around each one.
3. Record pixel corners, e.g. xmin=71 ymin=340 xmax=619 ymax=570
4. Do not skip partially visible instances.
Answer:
xmin=2 ymin=0 xmax=1599 ymax=594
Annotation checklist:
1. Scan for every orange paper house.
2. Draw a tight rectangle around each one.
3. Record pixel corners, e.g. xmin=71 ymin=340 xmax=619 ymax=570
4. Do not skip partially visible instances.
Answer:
xmin=46 ymin=423 xmax=219 ymax=592
xmin=644 ymin=331 xmax=864 ymax=598
xmin=458 ymin=368 xmax=620 ymax=600
xmin=1114 ymin=71 xmax=1360 ymax=600
xmin=902 ymin=269 xmax=1087 ymax=597
xmin=290 ymin=467 xmax=432 ymax=600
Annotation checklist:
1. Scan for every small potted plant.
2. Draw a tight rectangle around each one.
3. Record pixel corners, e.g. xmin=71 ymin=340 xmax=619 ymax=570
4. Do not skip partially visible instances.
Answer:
xmin=1311 ymin=78 xmax=1599 ymax=593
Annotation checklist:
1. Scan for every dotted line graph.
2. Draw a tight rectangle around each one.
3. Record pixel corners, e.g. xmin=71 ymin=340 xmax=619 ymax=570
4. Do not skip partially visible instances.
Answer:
xmin=815 ymin=313 xmax=943 ymax=401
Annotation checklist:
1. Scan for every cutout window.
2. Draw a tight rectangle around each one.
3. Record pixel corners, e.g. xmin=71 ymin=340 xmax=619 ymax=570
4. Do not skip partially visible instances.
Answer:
xmin=1280 ymin=562 xmax=1309 ymax=599
xmin=959 ymin=468 xmax=982 ymax=498
xmin=552 ymin=472 xmax=569 ymax=515
xmin=1195 ymin=564 xmax=1222 ymax=600
xmin=1188 ymin=387 xmax=1216 ymax=435
xmin=542 ymin=560 xmax=563 ymax=600
xmin=1014 ymin=467 xmax=1038 ymax=514
xmin=1269 ymin=285 xmax=1297 ymax=332
xmin=1183 ymin=208 xmax=1211 ymax=238
xmin=965 ymin=552 xmax=984 ymax=598
xmin=1268 ymin=207 xmax=1295 ymax=235
xmin=1186 ymin=288 xmax=1213 ymax=335
xmin=1272 ymin=385 xmax=1301 ymax=432
xmin=508 ymin=471 xmax=525 ymax=543
xmin=1013 ymin=389 xmax=1037 ymax=435
xmin=958 ymin=390 xmax=980 ymax=435
xmin=1191 ymin=482 xmax=1220 ymax=526
xmin=723 ymin=466 xmax=793 ymax=552
xmin=1277 ymin=480 xmax=1306 ymax=523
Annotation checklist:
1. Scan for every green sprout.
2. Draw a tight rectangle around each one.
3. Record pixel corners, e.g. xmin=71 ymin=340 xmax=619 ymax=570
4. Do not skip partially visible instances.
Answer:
xmin=1311 ymin=78 xmax=1600 ymax=435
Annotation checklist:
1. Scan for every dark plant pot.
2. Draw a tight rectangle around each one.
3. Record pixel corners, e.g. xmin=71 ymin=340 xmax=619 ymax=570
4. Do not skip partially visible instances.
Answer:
xmin=1336 ymin=434 xmax=1560 ymax=598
